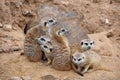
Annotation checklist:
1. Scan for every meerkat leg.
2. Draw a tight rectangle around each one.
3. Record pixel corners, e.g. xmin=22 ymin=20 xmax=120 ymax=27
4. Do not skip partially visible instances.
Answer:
xmin=87 ymin=69 xmax=95 ymax=73
xmin=46 ymin=58 xmax=52 ymax=65
xmin=76 ymin=66 xmax=84 ymax=76
xmin=71 ymin=63 xmax=78 ymax=71
xmin=81 ymin=64 xmax=91 ymax=74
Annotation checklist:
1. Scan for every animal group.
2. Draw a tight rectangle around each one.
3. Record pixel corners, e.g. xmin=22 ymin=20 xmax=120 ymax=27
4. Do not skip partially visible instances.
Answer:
xmin=24 ymin=4 xmax=111 ymax=76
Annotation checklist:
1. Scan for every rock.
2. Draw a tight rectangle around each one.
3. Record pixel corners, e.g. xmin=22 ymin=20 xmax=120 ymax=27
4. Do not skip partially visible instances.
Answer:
xmin=8 ymin=77 xmax=23 ymax=80
xmin=22 ymin=10 xmax=35 ymax=17
xmin=53 ymin=0 xmax=69 ymax=6
xmin=11 ymin=46 xmax=21 ymax=51
xmin=40 ymin=75 xmax=59 ymax=80
xmin=0 ymin=23 xmax=3 ymax=28
xmin=2 ymin=44 xmax=11 ymax=53
xmin=3 ymin=24 xmax=12 ymax=32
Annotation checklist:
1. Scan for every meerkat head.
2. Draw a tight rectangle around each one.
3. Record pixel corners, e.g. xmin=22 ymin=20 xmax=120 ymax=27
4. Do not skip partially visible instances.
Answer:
xmin=40 ymin=17 xmax=57 ymax=31
xmin=56 ymin=27 xmax=69 ymax=36
xmin=37 ymin=35 xmax=52 ymax=45
xmin=71 ymin=52 xmax=86 ymax=65
xmin=40 ymin=43 xmax=53 ymax=53
xmin=80 ymin=39 xmax=95 ymax=50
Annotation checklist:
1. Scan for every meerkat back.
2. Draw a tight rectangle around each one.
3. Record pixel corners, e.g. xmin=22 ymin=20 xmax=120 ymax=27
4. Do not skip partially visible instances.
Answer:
xmin=86 ymin=50 xmax=101 ymax=66
xmin=24 ymin=16 xmax=58 ymax=62
xmin=24 ymin=24 xmax=45 ymax=62
xmin=46 ymin=26 xmax=71 ymax=71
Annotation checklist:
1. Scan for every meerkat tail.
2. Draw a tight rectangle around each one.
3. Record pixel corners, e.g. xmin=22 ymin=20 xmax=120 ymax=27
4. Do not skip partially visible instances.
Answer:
xmin=97 ymin=67 xmax=112 ymax=72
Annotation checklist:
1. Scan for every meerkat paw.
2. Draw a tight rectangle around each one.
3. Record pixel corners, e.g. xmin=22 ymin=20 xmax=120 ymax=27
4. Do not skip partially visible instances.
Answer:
xmin=45 ymin=59 xmax=52 ymax=66
xmin=76 ymin=71 xmax=84 ymax=76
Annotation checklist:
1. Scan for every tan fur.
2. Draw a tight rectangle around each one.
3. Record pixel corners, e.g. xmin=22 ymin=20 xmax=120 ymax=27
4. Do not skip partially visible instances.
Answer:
xmin=71 ymin=50 xmax=111 ymax=76
xmin=24 ymin=24 xmax=45 ymax=62
xmin=43 ymin=27 xmax=71 ymax=71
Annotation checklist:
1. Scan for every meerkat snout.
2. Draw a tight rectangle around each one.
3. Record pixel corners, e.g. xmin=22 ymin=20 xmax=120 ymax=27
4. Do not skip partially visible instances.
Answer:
xmin=80 ymin=39 xmax=95 ymax=50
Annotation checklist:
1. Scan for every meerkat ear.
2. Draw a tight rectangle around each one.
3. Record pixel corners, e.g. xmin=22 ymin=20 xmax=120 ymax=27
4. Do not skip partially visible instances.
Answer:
xmin=71 ymin=56 xmax=74 ymax=59
xmin=82 ymin=56 xmax=84 ymax=59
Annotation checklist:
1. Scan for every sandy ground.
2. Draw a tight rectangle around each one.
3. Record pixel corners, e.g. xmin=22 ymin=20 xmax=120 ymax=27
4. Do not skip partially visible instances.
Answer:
xmin=0 ymin=0 xmax=120 ymax=80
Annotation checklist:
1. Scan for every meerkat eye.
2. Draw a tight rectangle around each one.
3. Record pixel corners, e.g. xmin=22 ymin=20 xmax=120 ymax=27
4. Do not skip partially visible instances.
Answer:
xmin=49 ymin=19 xmax=53 ymax=22
xmin=78 ymin=58 xmax=81 ymax=61
xmin=90 ymin=43 xmax=93 ymax=45
xmin=74 ymin=58 xmax=76 ymax=61
xmin=40 ymin=38 xmax=45 ymax=41
xmin=50 ymin=48 xmax=53 ymax=52
xmin=44 ymin=22 xmax=47 ymax=26
xmin=61 ymin=29 xmax=65 ymax=32
xmin=85 ymin=43 xmax=88 ymax=45
xmin=82 ymin=57 xmax=84 ymax=59
xmin=44 ymin=45 xmax=48 ymax=48
xmin=81 ymin=42 xmax=83 ymax=45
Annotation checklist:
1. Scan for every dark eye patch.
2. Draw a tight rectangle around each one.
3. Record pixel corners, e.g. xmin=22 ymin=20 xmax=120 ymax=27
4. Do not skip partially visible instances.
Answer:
xmin=90 ymin=43 xmax=93 ymax=45
xmin=74 ymin=58 xmax=76 ymax=61
xmin=49 ymin=19 xmax=53 ymax=22
xmin=61 ymin=29 xmax=65 ymax=32
xmin=44 ymin=45 xmax=48 ymax=48
xmin=81 ymin=42 xmax=83 ymax=45
xmin=82 ymin=57 xmax=84 ymax=59
xmin=44 ymin=22 xmax=47 ymax=26
xmin=85 ymin=43 xmax=88 ymax=45
xmin=40 ymin=38 xmax=45 ymax=41
xmin=50 ymin=48 xmax=53 ymax=52
xmin=78 ymin=58 xmax=81 ymax=61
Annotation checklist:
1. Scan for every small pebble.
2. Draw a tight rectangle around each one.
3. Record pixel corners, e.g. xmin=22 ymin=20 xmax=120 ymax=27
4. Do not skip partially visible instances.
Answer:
xmin=3 ymin=24 xmax=12 ymax=32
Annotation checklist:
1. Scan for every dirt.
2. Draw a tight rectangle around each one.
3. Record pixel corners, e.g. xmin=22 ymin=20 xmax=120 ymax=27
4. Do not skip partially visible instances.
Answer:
xmin=0 ymin=0 xmax=120 ymax=80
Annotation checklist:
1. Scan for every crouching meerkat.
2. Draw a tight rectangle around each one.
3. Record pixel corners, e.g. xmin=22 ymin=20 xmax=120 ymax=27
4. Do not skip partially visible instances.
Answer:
xmin=24 ymin=16 xmax=57 ymax=62
xmin=40 ymin=27 xmax=71 ymax=71
xmin=71 ymin=50 xmax=111 ymax=76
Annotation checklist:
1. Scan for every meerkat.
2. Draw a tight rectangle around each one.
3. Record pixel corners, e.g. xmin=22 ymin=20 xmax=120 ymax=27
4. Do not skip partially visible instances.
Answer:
xmin=40 ymin=43 xmax=53 ymax=65
xmin=40 ymin=27 xmax=71 ymax=70
xmin=71 ymin=50 xmax=111 ymax=76
xmin=24 ymin=16 xmax=57 ymax=62
xmin=70 ymin=39 xmax=95 ymax=55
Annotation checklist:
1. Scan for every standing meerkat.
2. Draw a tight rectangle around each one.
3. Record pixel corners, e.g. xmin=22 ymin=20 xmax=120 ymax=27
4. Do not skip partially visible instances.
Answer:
xmin=24 ymin=16 xmax=57 ymax=62
xmin=40 ymin=27 xmax=71 ymax=70
xmin=71 ymin=50 xmax=111 ymax=76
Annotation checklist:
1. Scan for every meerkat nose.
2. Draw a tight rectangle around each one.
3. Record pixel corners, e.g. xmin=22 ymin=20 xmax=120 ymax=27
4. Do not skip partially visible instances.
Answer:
xmin=53 ymin=21 xmax=57 ymax=25
xmin=88 ymin=46 xmax=91 ymax=49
